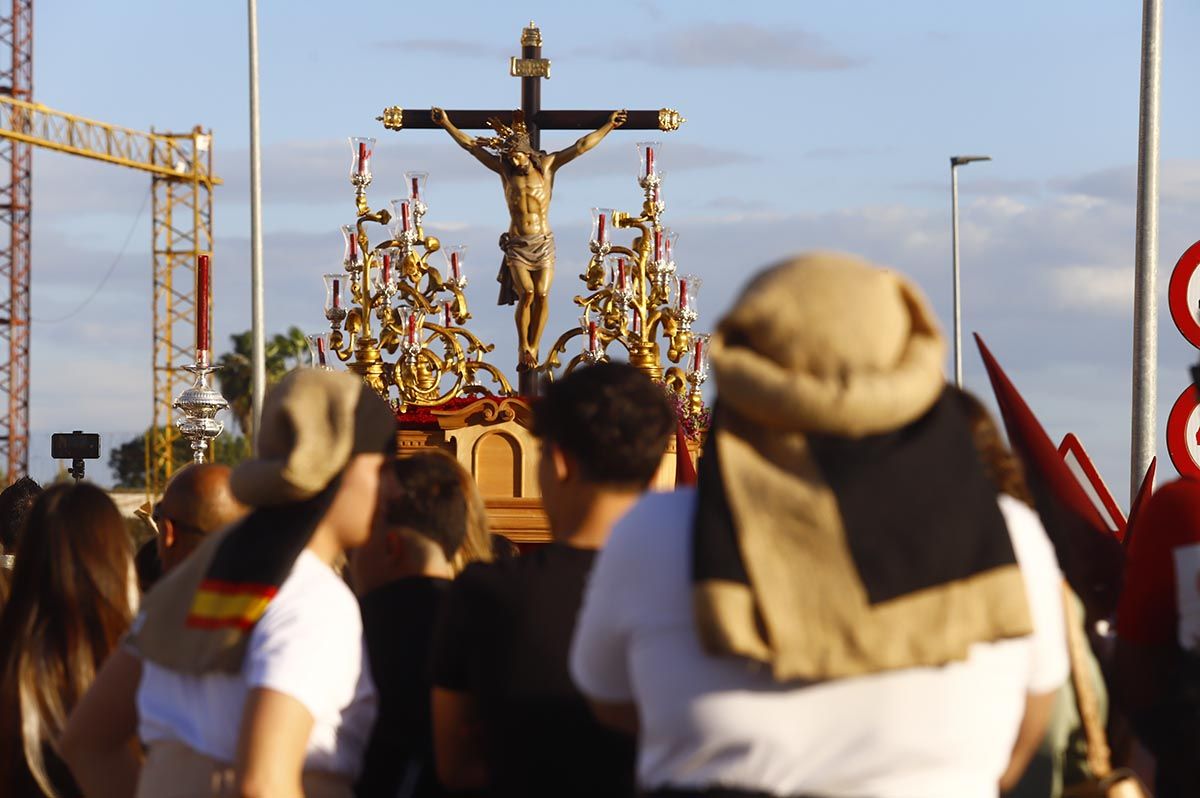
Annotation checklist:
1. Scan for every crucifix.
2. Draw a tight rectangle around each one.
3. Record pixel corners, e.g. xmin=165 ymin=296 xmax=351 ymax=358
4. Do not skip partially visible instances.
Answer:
xmin=377 ymin=22 xmax=684 ymax=395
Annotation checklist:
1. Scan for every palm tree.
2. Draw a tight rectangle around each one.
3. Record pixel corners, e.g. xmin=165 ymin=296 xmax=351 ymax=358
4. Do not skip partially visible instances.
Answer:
xmin=216 ymin=327 xmax=311 ymax=436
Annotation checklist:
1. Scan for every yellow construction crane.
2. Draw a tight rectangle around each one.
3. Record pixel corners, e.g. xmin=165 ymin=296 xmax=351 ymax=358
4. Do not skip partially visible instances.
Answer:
xmin=0 ymin=94 xmax=220 ymax=496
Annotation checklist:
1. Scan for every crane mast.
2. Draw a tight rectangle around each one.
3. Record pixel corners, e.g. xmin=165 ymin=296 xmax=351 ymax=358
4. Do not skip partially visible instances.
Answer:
xmin=0 ymin=1 xmax=218 ymax=494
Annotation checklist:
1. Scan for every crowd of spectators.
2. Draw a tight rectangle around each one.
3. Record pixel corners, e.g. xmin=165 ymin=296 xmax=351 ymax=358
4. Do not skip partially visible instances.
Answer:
xmin=0 ymin=251 xmax=1195 ymax=797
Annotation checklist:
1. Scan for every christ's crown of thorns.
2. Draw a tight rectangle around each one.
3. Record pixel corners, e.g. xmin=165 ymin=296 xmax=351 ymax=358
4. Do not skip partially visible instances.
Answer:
xmin=478 ymin=111 xmax=536 ymax=155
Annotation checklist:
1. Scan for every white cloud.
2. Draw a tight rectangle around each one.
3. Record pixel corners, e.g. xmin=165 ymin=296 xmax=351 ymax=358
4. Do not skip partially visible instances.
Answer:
xmin=1048 ymin=265 xmax=1132 ymax=314
xmin=1051 ymin=159 xmax=1200 ymax=206
xmin=25 ymin=144 xmax=1200 ymax=494
xmin=581 ymin=23 xmax=863 ymax=71
xmin=972 ymin=195 xmax=1028 ymax=217
xmin=899 ymin=177 xmax=1043 ymax=197
xmin=214 ymin=138 xmax=757 ymax=206
xmin=373 ymin=38 xmax=509 ymax=60
xmin=805 ymin=146 xmax=891 ymax=160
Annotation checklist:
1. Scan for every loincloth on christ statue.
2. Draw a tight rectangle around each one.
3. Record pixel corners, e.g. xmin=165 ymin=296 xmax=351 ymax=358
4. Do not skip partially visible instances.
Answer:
xmin=496 ymin=232 xmax=555 ymax=306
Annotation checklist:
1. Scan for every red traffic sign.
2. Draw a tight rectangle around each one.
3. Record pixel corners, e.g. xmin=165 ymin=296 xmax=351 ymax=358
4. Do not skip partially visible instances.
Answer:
xmin=1168 ymin=240 xmax=1200 ymax=348
xmin=1167 ymin=384 xmax=1200 ymax=479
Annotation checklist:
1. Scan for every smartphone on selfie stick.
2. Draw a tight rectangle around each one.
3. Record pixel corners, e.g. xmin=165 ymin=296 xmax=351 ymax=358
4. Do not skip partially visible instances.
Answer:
xmin=51 ymin=431 xmax=101 ymax=482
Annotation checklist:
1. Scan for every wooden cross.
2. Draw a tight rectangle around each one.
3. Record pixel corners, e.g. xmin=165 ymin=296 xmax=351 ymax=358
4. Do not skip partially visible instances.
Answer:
xmin=377 ymin=22 xmax=684 ymax=149
xmin=377 ymin=22 xmax=683 ymax=395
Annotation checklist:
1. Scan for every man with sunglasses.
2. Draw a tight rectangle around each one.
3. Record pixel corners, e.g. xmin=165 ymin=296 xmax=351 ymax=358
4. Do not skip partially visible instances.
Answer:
xmin=153 ymin=464 xmax=248 ymax=574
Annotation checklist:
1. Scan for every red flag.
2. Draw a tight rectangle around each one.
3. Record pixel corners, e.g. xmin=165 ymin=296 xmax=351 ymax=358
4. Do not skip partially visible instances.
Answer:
xmin=1123 ymin=457 xmax=1157 ymax=549
xmin=1058 ymin=433 xmax=1126 ymax=536
xmin=974 ymin=334 xmax=1126 ymax=618
xmin=676 ymin=424 xmax=697 ymax=487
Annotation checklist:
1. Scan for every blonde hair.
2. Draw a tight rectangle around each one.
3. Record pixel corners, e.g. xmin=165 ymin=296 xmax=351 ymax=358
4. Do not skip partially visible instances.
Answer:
xmin=0 ymin=483 xmax=134 ymax=796
xmin=445 ymin=455 xmax=493 ymax=572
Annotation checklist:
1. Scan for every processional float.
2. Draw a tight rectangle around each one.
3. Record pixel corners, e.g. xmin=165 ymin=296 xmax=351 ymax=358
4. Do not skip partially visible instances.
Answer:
xmin=323 ymin=23 xmax=701 ymax=539
xmin=172 ymin=24 xmax=706 ymax=538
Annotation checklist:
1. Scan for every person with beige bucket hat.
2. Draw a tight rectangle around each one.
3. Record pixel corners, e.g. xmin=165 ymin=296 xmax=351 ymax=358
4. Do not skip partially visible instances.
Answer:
xmin=571 ymin=252 xmax=1070 ymax=798
xmin=62 ymin=369 xmax=397 ymax=798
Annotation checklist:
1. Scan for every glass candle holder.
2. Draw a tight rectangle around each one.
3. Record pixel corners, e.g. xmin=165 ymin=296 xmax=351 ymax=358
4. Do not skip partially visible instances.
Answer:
xmin=651 ymin=179 xmax=665 ymax=213
xmin=663 ymin=228 xmax=679 ymax=266
xmin=349 ymin=137 xmax=376 ymax=184
xmin=609 ymin=255 xmax=632 ymax=302
xmin=590 ymin=207 xmax=614 ymax=254
xmin=653 ymin=227 xmax=680 ymax=281
xmin=689 ymin=333 xmax=711 ymax=378
xmin=444 ymin=245 xmax=468 ymax=287
xmin=341 ymin=224 xmax=364 ymax=272
xmin=372 ymin=249 xmax=398 ymax=293
xmin=405 ymin=171 xmax=428 ymax=203
xmin=610 ymin=255 xmax=624 ymax=288
xmin=674 ymin=273 xmax=701 ymax=328
xmin=637 ymin=141 xmax=661 ymax=187
xmin=306 ymin=332 xmax=332 ymax=370
xmin=323 ymin=272 xmax=350 ymax=323
xmin=390 ymin=198 xmax=414 ymax=237
xmin=396 ymin=305 xmax=426 ymax=351
xmin=580 ymin=313 xmax=602 ymax=360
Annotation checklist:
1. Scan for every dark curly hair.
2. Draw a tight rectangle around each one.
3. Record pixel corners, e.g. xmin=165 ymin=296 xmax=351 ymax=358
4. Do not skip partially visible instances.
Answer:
xmin=534 ymin=362 xmax=675 ymax=489
xmin=952 ymin=388 xmax=1033 ymax=507
xmin=0 ymin=477 xmax=42 ymax=554
xmin=388 ymin=453 xmax=469 ymax=560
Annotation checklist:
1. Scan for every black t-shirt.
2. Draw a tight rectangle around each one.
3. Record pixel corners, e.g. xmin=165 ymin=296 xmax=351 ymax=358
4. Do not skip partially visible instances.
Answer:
xmin=357 ymin=576 xmax=453 ymax=798
xmin=431 ymin=543 xmax=635 ymax=798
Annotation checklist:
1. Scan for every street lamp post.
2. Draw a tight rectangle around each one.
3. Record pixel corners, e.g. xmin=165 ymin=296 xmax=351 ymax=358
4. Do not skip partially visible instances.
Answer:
xmin=950 ymin=154 xmax=991 ymax=388
xmin=248 ymin=0 xmax=266 ymax=440
xmin=1130 ymin=0 xmax=1162 ymax=502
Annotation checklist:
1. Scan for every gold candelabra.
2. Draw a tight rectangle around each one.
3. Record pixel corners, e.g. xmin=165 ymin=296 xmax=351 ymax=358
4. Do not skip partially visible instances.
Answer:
xmin=536 ymin=141 xmax=709 ymax=416
xmin=318 ymin=137 xmax=512 ymax=410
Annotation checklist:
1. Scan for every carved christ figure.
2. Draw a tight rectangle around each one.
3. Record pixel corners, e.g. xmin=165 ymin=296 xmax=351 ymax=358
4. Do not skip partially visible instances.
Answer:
xmin=431 ymin=107 xmax=628 ymax=370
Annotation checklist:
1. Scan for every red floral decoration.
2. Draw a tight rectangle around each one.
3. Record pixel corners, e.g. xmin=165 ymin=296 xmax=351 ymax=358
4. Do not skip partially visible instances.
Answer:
xmin=393 ymin=395 xmax=498 ymax=429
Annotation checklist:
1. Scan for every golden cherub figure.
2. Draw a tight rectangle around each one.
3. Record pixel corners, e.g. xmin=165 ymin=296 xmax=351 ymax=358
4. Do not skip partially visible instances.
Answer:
xmin=431 ymin=107 xmax=628 ymax=371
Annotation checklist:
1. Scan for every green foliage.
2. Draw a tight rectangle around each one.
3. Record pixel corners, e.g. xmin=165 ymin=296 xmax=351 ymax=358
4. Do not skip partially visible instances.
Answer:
xmin=107 ymin=428 xmax=181 ymax=489
xmin=216 ymin=327 xmax=310 ymax=436
xmin=107 ymin=428 xmax=252 ymax=490
xmin=212 ymin=433 xmax=252 ymax=465
xmin=109 ymin=327 xmax=307 ymax=490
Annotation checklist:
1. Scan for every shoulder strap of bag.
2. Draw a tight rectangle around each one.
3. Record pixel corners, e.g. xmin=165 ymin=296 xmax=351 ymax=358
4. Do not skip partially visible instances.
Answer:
xmin=1063 ymin=581 xmax=1113 ymax=778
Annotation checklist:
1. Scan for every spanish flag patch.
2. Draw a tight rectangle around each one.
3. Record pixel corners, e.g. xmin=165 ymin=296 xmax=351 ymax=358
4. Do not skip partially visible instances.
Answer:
xmin=185 ymin=579 xmax=279 ymax=630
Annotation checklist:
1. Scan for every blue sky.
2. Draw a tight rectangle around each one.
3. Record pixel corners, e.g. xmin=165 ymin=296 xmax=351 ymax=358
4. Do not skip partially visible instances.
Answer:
xmin=26 ymin=1 xmax=1200 ymax=495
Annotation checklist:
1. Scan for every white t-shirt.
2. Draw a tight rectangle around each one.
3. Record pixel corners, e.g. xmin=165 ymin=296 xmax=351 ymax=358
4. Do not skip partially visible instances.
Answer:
xmin=136 ymin=549 xmax=377 ymax=778
xmin=570 ymin=490 xmax=1068 ymax=798
xmin=1173 ymin=541 xmax=1200 ymax=652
